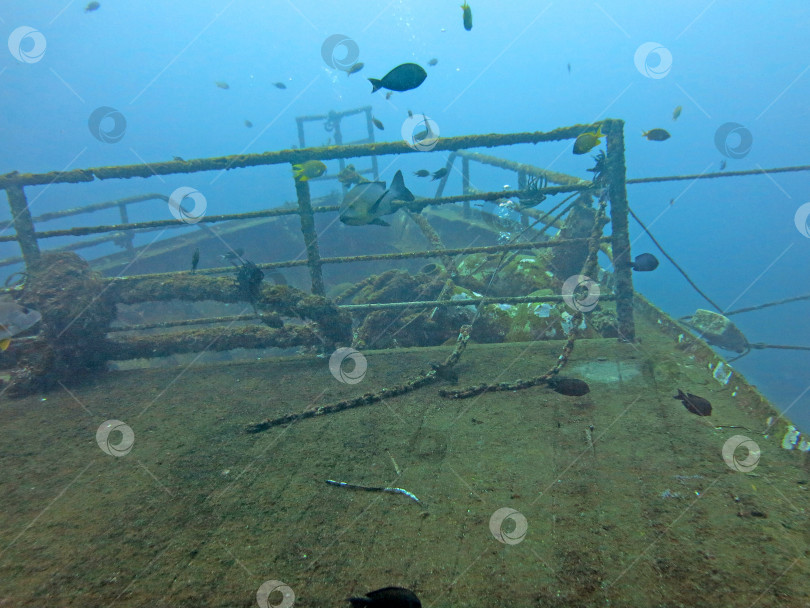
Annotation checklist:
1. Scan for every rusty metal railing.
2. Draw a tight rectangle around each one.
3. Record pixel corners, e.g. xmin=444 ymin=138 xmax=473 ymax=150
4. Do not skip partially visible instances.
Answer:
xmin=0 ymin=120 xmax=637 ymax=340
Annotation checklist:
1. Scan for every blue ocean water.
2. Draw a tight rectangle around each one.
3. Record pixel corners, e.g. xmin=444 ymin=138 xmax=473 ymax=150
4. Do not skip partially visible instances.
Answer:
xmin=1 ymin=0 xmax=809 ymax=430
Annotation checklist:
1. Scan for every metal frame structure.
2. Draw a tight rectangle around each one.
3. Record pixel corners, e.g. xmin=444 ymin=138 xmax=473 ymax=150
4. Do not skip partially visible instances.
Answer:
xmin=16 ymin=117 xmax=803 ymax=356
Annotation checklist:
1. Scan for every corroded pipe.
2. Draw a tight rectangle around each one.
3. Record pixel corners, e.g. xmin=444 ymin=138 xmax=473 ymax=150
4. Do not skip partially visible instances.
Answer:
xmin=603 ymin=118 xmax=635 ymax=342
xmin=4 ymin=185 xmax=40 ymax=265
xmin=294 ymin=177 xmax=325 ymax=295
xmin=0 ymin=125 xmax=597 ymax=190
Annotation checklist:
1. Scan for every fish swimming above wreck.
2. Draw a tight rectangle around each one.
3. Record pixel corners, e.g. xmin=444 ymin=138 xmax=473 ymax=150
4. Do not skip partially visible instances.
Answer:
xmin=369 ymin=63 xmax=427 ymax=93
xmin=339 ymin=170 xmax=414 ymax=226
xmin=573 ymin=126 xmax=603 ymax=155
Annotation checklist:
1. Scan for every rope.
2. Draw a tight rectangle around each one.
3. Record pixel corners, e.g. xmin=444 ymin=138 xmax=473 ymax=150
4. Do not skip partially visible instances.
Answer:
xmin=626 ymin=164 xmax=810 ymax=185
xmin=627 ymin=206 xmax=723 ymax=313
xmin=724 ymin=292 xmax=810 ymax=316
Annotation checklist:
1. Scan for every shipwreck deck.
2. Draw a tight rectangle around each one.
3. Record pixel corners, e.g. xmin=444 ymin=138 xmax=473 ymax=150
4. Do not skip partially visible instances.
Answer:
xmin=0 ymin=301 xmax=808 ymax=608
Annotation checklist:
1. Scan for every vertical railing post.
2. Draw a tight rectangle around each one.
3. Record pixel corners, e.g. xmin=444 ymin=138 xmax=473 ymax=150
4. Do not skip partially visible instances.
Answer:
xmin=603 ymin=118 xmax=635 ymax=342
xmin=5 ymin=184 xmax=41 ymax=269
xmin=461 ymin=156 xmax=471 ymax=218
xmin=360 ymin=109 xmax=379 ymax=181
xmin=517 ymin=170 xmax=528 ymax=226
xmin=293 ymin=174 xmax=325 ymax=296
xmin=434 ymin=152 xmax=457 ymax=198
xmin=117 ymin=202 xmax=136 ymax=259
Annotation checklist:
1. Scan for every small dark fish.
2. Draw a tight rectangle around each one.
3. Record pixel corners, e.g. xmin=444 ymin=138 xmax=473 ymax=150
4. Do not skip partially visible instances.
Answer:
xmin=567 ymin=62 xmax=571 ymax=73
xmin=672 ymin=105 xmax=682 ymax=121
xmin=461 ymin=1 xmax=473 ymax=31
xmin=548 ymin=377 xmax=590 ymax=397
xmin=372 ymin=117 xmax=384 ymax=131
xmin=407 ymin=110 xmax=413 ymax=118
xmin=348 ymin=587 xmax=421 ymax=608
xmin=85 ymin=1 xmax=100 ymax=12
xmin=369 ymin=63 xmax=427 ymax=93
xmin=172 ymin=156 xmax=185 ymax=162
xmin=428 ymin=58 xmax=438 ymax=66
xmin=244 ymin=119 xmax=253 ymax=128
xmin=431 ymin=168 xmax=448 ymax=180
xmin=215 ymin=81 xmax=230 ymax=90
xmin=719 ymin=160 xmax=727 ymax=171
xmin=191 ymin=248 xmax=200 ymax=273
xmin=414 ymin=169 xmax=430 ymax=177
xmin=273 ymin=82 xmax=287 ymax=89
xmin=674 ymin=389 xmax=712 ymax=416
xmin=642 ymin=128 xmax=671 ymax=141
xmin=385 ymin=91 xmax=393 ymax=100
xmin=631 ymin=253 xmax=659 ymax=272
xmin=346 ymin=62 xmax=364 ymax=76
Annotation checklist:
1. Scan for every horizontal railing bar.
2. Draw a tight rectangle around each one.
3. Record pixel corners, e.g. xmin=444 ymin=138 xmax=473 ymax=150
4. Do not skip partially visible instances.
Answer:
xmin=102 ymin=237 xmax=612 ymax=283
xmin=626 ymin=164 xmax=810 ymax=184
xmin=0 ymin=124 xmax=597 ymax=189
xmin=0 ymin=184 xmax=590 ymax=243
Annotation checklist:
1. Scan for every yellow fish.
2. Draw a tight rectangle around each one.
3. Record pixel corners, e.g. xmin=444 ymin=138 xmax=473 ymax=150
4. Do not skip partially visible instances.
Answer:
xmin=292 ymin=160 xmax=327 ymax=182
xmin=461 ymin=2 xmax=472 ymax=31
xmin=573 ymin=126 xmax=603 ymax=155
xmin=672 ymin=105 xmax=682 ymax=121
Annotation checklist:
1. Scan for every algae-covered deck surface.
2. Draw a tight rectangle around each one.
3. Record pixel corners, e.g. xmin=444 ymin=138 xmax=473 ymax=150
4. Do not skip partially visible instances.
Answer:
xmin=1 ymin=311 xmax=809 ymax=608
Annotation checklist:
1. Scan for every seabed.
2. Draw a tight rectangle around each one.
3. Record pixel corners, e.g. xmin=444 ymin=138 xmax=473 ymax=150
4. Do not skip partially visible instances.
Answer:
xmin=1 ymin=300 xmax=808 ymax=608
